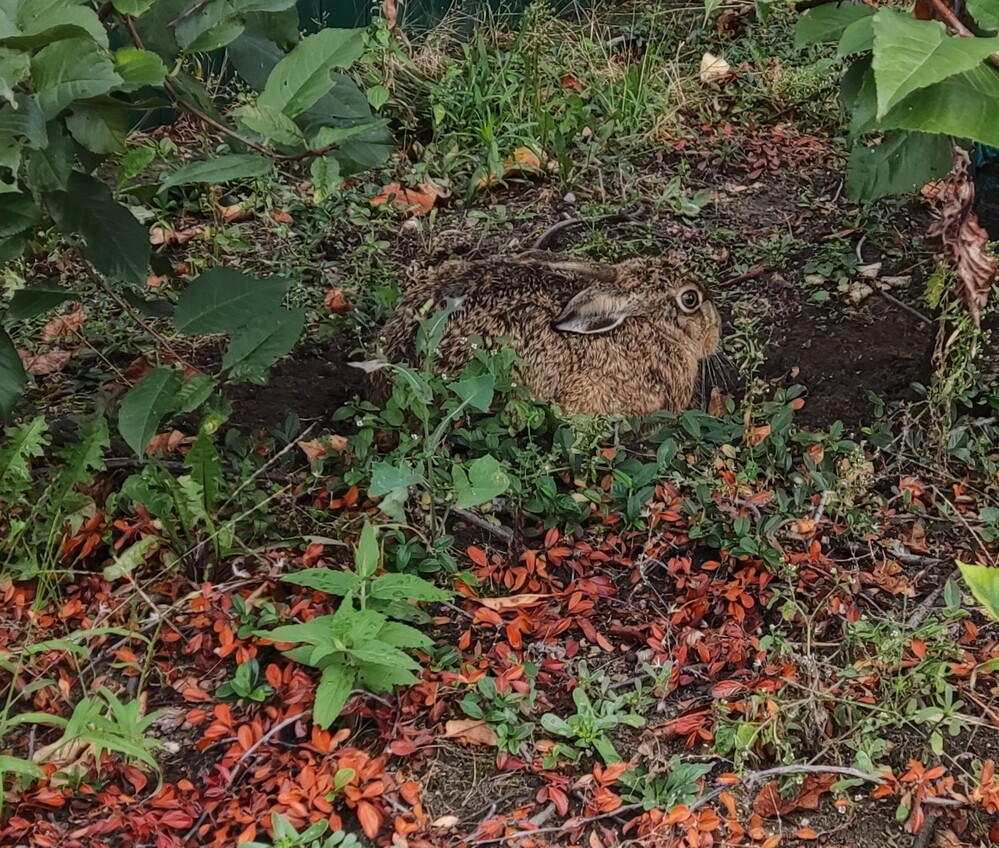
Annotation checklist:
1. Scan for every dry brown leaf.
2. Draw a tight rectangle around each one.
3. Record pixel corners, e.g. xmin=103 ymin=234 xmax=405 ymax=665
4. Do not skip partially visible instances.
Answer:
xmin=561 ymin=72 xmax=585 ymax=92
xmin=20 ymin=349 xmax=72 ymax=375
xmin=707 ymin=387 xmax=728 ymax=417
xmin=324 ymin=288 xmax=351 ymax=313
xmin=475 ymin=593 xmax=550 ymax=611
xmin=41 ymin=308 xmax=86 ymax=342
xmin=218 ymin=203 xmax=251 ymax=223
xmin=147 ymin=430 xmax=192 ymax=455
xmin=443 ymin=719 xmax=499 ymax=747
xmin=150 ymin=224 xmax=206 ymax=246
xmin=431 ymin=815 xmax=460 ymax=830
xmin=475 ymin=147 xmax=548 ymax=190
xmin=147 ymin=274 xmax=168 ymax=289
xmin=927 ymin=148 xmax=997 ymax=325
xmin=382 ymin=0 xmax=400 ymax=29
xmin=371 ymin=177 xmax=448 ymax=217
xmin=700 ymin=52 xmax=732 ymax=84
xmin=270 ymin=210 xmax=294 ymax=224
xmin=298 ymin=436 xmax=349 ymax=463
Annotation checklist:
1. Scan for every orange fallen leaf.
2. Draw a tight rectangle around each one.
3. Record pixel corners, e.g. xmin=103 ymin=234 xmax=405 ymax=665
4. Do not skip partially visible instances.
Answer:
xmin=371 ymin=177 xmax=448 ymax=217
xmin=324 ymin=288 xmax=351 ymax=313
xmin=41 ymin=308 xmax=86 ymax=341
xmin=147 ymin=274 xmax=168 ymax=288
xmin=150 ymin=224 xmax=206 ymax=246
xmin=476 ymin=146 xmax=548 ymax=190
xmin=20 ymin=349 xmax=72 ymax=375
xmin=298 ymin=436 xmax=349 ymax=463
xmin=475 ymin=594 xmax=551 ymax=611
xmin=443 ymin=719 xmax=499 ymax=747
xmin=561 ymin=72 xmax=584 ymax=92
xmin=218 ymin=203 xmax=251 ymax=223
xmin=270 ymin=209 xmax=294 ymax=224
xmin=146 ymin=430 xmax=191 ymax=455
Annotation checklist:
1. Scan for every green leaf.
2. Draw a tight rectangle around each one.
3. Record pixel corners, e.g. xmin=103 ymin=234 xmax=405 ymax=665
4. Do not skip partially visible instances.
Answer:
xmin=222 ymin=308 xmax=304 ymax=380
xmin=117 ymin=366 xmax=183 ymax=456
xmin=0 ymin=95 xmax=46 ymax=148
xmin=227 ymin=27 xmax=284 ymax=91
xmin=0 ymin=47 xmax=28 ymax=106
xmin=837 ymin=16 xmax=873 ymax=56
xmin=103 ymin=535 xmax=158 ymax=580
xmin=872 ymin=10 xmax=999 ymax=119
xmin=282 ymin=568 xmax=361 ymax=596
xmin=5 ymin=0 xmax=107 ymax=48
xmin=175 ymin=0 xmax=244 ymax=52
xmin=46 ymin=171 xmax=149 ymax=285
xmin=113 ymin=47 xmax=167 ymax=92
xmin=117 ymin=145 xmax=156 ymax=186
xmin=258 ymin=28 xmax=365 ymax=118
xmin=186 ymin=431 xmax=222 ymax=509
xmin=6 ymin=283 xmax=78 ymax=320
xmin=370 ymin=573 xmax=450 ymax=602
xmin=968 ymin=0 xmax=999 ymax=31
xmin=356 ymin=660 xmax=418 ymax=691
xmin=454 ymin=455 xmax=510 ymax=509
xmin=159 ymin=153 xmax=272 ymax=192
xmin=174 ymin=268 xmax=288 ymax=334
xmin=230 ymin=103 xmax=305 ymax=147
xmin=0 ymin=754 xmax=44 ymax=782
xmin=233 ymin=0 xmax=296 ymax=12
xmin=174 ymin=372 xmax=216 ymax=413
xmin=348 ymin=642 xmax=420 ymax=671
xmin=449 ymin=374 xmax=495 ymax=412
xmin=112 ymin=0 xmax=157 ymax=15
xmin=309 ymin=154 xmax=340 ymax=202
xmin=30 ymin=38 xmax=122 ymax=120
xmin=354 ymin=521 xmax=379 ymax=579
xmin=795 ymin=2 xmax=874 ymax=48
xmin=366 ymin=84 xmax=389 ymax=110
xmin=0 ymin=416 xmax=48 ymax=493
xmin=0 ymin=232 xmax=27 ymax=264
xmin=376 ymin=620 xmax=434 ymax=651
xmin=0 ymin=192 xmax=39 ymax=236
xmin=875 ymin=63 xmax=999 ymax=148
xmin=26 ymin=120 xmax=71 ymax=191
xmin=958 ymin=560 xmax=999 ymax=620
xmin=65 ymin=104 xmax=128 ymax=154
xmin=846 ymin=131 xmax=952 ymax=201
xmin=314 ymin=663 xmax=355 ymax=727
xmin=0 ymin=327 xmax=26 ymax=419
xmin=368 ymin=460 xmax=422 ymax=498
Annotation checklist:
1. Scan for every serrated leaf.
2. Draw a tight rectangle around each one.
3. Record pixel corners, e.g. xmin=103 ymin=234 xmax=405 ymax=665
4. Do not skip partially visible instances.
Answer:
xmin=113 ymin=47 xmax=166 ymax=92
xmin=0 ymin=95 xmax=46 ymax=148
xmin=186 ymin=431 xmax=221 ymax=508
xmin=258 ymin=28 xmax=365 ymax=118
xmin=846 ymin=130 xmax=952 ymax=201
xmin=46 ymin=171 xmax=149 ymax=285
xmin=117 ymin=145 xmax=156 ymax=186
xmin=118 ymin=366 xmax=183 ymax=456
xmin=103 ymin=535 xmax=158 ymax=580
xmin=5 ymin=0 xmax=107 ymax=48
xmin=0 ymin=416 xmax=48 ymax=493
xmin=222 ymin=308 xmax=304 ymax=380
xmin=231 ymin=103 xmax=305 ymax=147
xmin=454 ymin=455 xmax=509 ymax=509
xmin=315 ymin=663 xmax=355 ymax=727
xmin=30 ymin=38 xmax=122 ymax=120
xmin=872 ymin=10 xmax=999 ymax=119
xmin=309 ymin=154 xmax=340 ymax=202
xmin=795 ymin=2 xmax=874 ymax=48
xmin=159 ymin=153 xmax=272 ymax=192
xmin=0 ymin=47 xmax=28 ymax=106
xmin=6 ymin=284 xmax=78 ymax=320
xmin=958 ymin=560 xmax=999 ymax=620
xmin=349 ymin=641 xmax=421 ymax=670
xmin=0 ymin=327 xmax=26 ymax=419
xmin=50 ymin=416 xmax=108 ymax=501
xmin=0 ymin=192 xmax=40 ymax=237
xmin=65 ymin=104 xmax=128 ymax=154
xmin=174 ymin=268 xmax=288 ymax=334
xmin=26 ymin=120 xmax=71 ymax=191
xmin=370 ymin=573 xmax=450 ymax=602
xmin=282 ymin=568 xmax=361 ymax=596
xmin=968 ymin=0 xmax=999 ymax=31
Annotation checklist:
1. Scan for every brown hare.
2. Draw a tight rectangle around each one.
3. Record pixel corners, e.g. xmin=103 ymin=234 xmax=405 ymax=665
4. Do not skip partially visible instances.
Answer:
xmin=369 ymin=253 xmax=721 ymax=417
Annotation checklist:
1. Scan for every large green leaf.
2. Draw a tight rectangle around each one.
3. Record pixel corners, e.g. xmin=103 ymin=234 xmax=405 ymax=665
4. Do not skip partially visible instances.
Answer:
xmin=65 ymin=104 xmax=127 ymax=154
xmin=795 ymin=2 xmax=874 ymax=48
xmin=117 ymin=366 xmax=183 ymax=456
xmin=227 ymin=27 xmax=284 ymax=92
xmin=871 ymin=10 xmax=999 ymax=119
xmin=30 ymin=38 xmax=122 ymax=120
xmin=0 ymin=95 xmax=45 ymax=148
xmin=368 ymin=460 xmax=422 ymax=498
xmin=6 ymin=283 xmax=78 ymax=320
xmin=222 ymin=308 xmax=304 ymax=381
xmin=258 ymin=28 xmax=365 ymax=118
xmin=0 ymin=327 xmax=26 ymax=419
xmin=159 ymin=153 xmax=272 ymax=192
xmin=453 ymin=454 xmax=510 ymax=509
xmin=837 ymin=16 xmax=873 ymax=56
xmin=846 ymin=130 xmax=952 ymax=201
xmin=968 ymin=0 xmax=999 ymax=31
xmin=875 ymin=63 xmax=999 ymax=148
xmin=0 ymin=192 xmax=40 ymax=236
xmin=112 ymin=0 xmax=157 ymax=15
xmin=26 ymin=120 xmax=71 ymax=191
xmin=174 ymin=269 xmax=289 ymax=334
xmin=314 ymin=663 xmax=355 ymax=728
xmin=958 ymin=560 xmax=999 ymax=621
xmin=230 ymin=104 xmax=305 ymax=147
xmin=46 ymin=171 xmax=149 ymax=286
xmin=113 ymin=47 xmax=166 ymax=92
xmin=369 ymin=573 xmax=450 ymax=602
xmin=175 ymin=0 xmax=244 ymax=52
xmin=6 ymin=0 xmax=108 ymax=47
xmin=0 ymin=47 xmax=28 ymax=106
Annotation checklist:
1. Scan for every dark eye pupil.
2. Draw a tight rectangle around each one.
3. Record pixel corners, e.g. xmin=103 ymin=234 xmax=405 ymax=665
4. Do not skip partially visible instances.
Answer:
xmin=683 ymin=291 xmax=699 ymax=308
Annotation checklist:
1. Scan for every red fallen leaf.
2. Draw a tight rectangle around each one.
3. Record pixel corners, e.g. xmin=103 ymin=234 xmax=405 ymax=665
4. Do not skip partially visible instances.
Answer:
xmin=271 ymin=210 xmax=294 ymax=224
xmin=753 ymin=781 xmax=783 ymax=818
xmin=927 ymin=148 xmax=996 ymax=325
xmin=41 ymin=307 xmax=86 ymax=341
xmin=989 ymin=819 xmax=999 ymax=843
xmin=467 ymin=546 xmax=489 ymax=567
xmin=547 ymin=786 xmax=570 ymax=816
xmin=218 ymin=202 xmax=251 ymax=223
xmin=594 ymin=762 xmax=631 ymax=784
xmin=159 ymin=810 xmax=195 ymax=829
xmin=324 ymin=288 xmax=351 ymax=313
xmin=400 ymin=781 xmax=421 ymax=806
xmin=561 ymin=72 xmax=584 ymax=91
xmin=181 ymin=686 xmax=213 ymax=703
xmin=371 ymin=177 xmax=447 ymax=217
xmin=20 ymin=349 xmax=71 ymax=375
xmin=795 ymin=826 xmax=819 ymax=840
xmin=356 ymin=799 xmax=383 ymax=839
xmin=710 ymin=679 xmax=746 ymax=698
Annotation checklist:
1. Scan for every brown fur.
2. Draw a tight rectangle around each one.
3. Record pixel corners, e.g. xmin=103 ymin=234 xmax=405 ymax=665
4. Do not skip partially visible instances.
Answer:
xmin=369 ymin=254 xmax=721 ymax=417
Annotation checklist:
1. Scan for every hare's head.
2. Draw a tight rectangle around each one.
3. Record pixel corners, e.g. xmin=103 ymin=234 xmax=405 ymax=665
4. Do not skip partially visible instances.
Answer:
xmin=547 ymin=257 xmax=721 ymax=357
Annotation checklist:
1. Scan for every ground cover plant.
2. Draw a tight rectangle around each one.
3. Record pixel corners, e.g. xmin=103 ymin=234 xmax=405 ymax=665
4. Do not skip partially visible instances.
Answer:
xmin=2 ymin=0 xmax=999 ymax=846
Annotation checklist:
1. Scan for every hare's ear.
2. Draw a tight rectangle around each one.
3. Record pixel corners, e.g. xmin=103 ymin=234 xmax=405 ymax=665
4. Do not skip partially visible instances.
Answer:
xmin=553 ymin=287 xmax=634 ymax=335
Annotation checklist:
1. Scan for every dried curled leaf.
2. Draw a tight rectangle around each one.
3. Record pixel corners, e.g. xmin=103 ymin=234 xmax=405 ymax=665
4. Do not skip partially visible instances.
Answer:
xmin=927 ymin=148 xmax=997 ymax=326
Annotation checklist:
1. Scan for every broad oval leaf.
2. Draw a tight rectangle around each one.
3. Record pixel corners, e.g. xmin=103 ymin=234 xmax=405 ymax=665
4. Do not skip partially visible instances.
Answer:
xmin=369 ymin=573 xmax=451 ymax=602
xmin=222 ymin=307 xmax=304 ymax=381
xmin=315 ymin=662 xmax=355 ymax=728
xmin=30 ymin=38 xmax=122 ymax=120
xmin=118 ymin=366 xmax=183 ymax=456
xmin=173 ymin=268 xmax=289 ymax=334
xmin=159 ymin=153 xmax=272 ymax=192
xmin=795 ymin=2 xmax=874 ymax=49
xmin=0 ymin=327 xmax=27 ymax=419
xmin=6 ymin=283 xmax=79 ymax=320
xmin=113 ymin=47 xmax=167 ymax=92
xmin=958 ymin=560 xmax=999 ymax=621
xmin=454 ymin=455 xmax=510 ymax=509
xmin=846 ymin=130 xmax=952 ymax=201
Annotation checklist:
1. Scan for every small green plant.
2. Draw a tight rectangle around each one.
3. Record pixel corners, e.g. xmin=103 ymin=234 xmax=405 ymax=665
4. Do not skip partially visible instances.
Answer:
xmin=459 ymin=673 xmax=538 ymax=756
xmin=216 ymin=658 xmax=274 ymax=704
xmin=959 ymin=560 xmax=999 ymax=621
xmin=616 ymin=757 xmax=713 ymax=811
xmin=540 ymin=664 xmax=645 ymax=767
xmin=260 ymin=523 xmax=450 ymax=727
xmin=245 ymin=812 xmax=364 ymax=848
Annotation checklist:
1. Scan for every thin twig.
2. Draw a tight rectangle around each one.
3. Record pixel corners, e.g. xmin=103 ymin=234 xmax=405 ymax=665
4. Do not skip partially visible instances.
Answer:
xmin=906 ymin=570 xmax=958 ymax=629
xmin=928 ymin=0 xmax=999 ymax=67
xmin=450 ymin=506 xmax=515 ymax=544
xmin=460 ymin=803 xmax=645 ymax=845
xmin=532 ymin=206 xmax=646 ymax=250
xmin=877 ymin=288 xmax=933 ymax=325
xmin=717 ymin=263 xmax=772 ymax=288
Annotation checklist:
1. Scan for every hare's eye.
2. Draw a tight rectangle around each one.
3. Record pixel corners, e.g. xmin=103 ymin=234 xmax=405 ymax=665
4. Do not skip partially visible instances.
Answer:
xmin=678 ymin=287 xmax=702 ymax=313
